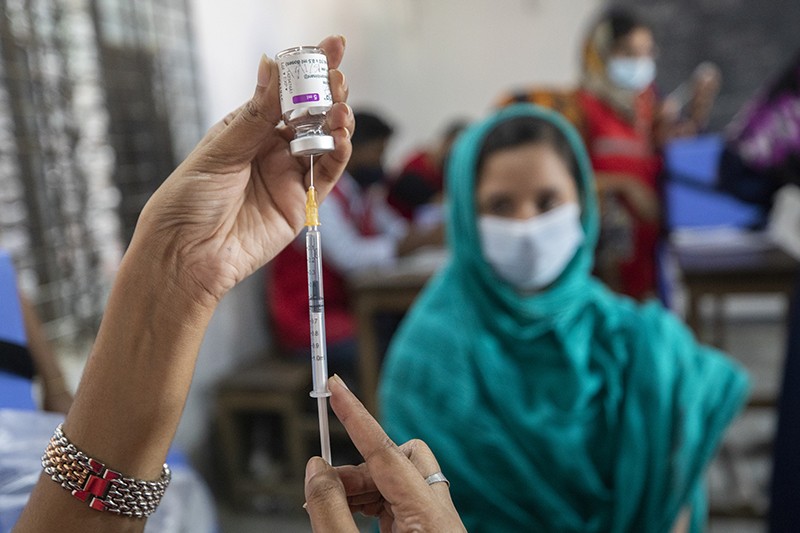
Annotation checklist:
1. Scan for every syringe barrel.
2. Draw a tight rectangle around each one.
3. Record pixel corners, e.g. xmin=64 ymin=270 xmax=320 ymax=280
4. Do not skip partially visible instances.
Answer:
xmin=306 ymin=227 xmax=330 ymax=397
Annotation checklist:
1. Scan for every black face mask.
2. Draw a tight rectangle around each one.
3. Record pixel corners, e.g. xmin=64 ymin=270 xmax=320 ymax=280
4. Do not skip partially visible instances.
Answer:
xmin=351 ymin=165 xmax=385 ymax=189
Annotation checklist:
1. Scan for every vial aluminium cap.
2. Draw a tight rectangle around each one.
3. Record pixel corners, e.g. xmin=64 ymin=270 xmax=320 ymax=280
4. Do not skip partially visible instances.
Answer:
xmin=290 ymin=134 xmax=335 ymax=156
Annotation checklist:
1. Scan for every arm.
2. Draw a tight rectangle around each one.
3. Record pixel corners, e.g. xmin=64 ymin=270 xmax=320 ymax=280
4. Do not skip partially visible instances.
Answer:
xmin=395 ymin=225 xmax=445 ymax=257
xmin=655 ymin=63 xmax=721 ymax=147
xmin=371 ymin=190 xmax=444 ymax=257
xmin=318 ymin=191 xmax=400 ymax=274
xmin=594 ymin=171 xmax=660 ymax=223
xmin=14 ymin=35 xmax=353 ymax=532
xmin=671 ymin=507 xmax=690 ymax=533
xmin=18 ymin=294 xmax=73 ymax=413
xmin=319 ymin=186 xmax=443 ymax=275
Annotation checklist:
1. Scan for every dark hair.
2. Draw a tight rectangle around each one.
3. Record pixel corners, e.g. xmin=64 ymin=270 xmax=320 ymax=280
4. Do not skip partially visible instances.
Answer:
xmin=352 ymin=111 xmax=394 ymax=146
xmin=442 ymin=119 xmax=470 ymax=143
xmin=606 ymin=8 xmax=650 ymax=46
xmin=476 ymin=116 xmax=579 ymax=180
xmin=766 ymin=50 xmax=800 ymax=101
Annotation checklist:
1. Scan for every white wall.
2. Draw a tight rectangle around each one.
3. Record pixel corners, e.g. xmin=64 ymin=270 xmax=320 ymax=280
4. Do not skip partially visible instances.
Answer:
xmin=191 ymin=0 xmax=605 ymax=168
xmin=177 ymin=0 xmax=606 ymax=453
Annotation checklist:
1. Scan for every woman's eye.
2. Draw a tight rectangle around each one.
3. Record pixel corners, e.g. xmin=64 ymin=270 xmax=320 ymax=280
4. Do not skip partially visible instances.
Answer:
xmin=486 ymin=196 xmax=514 ymax=216
xmin=538 ymin=192 xmax=560 ymax=213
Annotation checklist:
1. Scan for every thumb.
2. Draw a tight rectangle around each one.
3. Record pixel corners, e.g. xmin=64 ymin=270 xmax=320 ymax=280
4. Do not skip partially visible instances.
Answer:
xmin=304 ymin=457 xmax=359 ymax=532
xmin=203 ymin=54 xmax=284 ymax=167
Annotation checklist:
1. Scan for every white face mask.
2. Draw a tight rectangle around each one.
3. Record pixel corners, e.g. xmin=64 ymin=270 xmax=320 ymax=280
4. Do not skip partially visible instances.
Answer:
xmin=607 ymin=57 xmax=656 ymax=91
xmin=479 ymin=202 xmax=584 ymax=291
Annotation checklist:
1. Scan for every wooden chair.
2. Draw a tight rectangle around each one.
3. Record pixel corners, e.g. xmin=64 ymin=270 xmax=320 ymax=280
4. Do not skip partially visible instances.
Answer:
xmin=214 ymin=356 xmax=313 ymax=507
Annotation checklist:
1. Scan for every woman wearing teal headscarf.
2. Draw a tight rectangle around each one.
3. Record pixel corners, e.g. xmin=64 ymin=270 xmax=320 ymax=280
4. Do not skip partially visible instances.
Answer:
xmin=379 ymin=104 xmax=749 ymax=532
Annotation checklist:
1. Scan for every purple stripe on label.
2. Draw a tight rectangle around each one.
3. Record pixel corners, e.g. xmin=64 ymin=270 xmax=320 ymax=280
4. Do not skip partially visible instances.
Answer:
xmin=292 ymin=93 xmax=320 ymax=104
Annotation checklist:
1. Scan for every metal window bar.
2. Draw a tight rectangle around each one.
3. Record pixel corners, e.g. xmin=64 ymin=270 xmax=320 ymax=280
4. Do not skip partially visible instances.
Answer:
xmin=0 ymin=0 xmax=203 ymax=343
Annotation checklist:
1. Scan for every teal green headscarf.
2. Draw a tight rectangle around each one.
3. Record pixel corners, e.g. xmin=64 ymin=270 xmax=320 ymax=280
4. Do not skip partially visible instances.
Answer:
xmin=379 ymin=104 xmax=749 ymax=532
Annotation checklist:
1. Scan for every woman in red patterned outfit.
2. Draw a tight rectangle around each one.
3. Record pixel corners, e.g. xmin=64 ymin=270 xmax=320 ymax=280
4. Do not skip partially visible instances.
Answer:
xmin=578 ymin=8 xmax=719 ymax=299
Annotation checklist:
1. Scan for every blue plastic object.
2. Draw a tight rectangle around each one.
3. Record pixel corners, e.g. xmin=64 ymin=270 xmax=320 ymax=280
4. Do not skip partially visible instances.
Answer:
xmin=663 ymin=134 xmax=764 ymax=229
xmin=0 ymin=373 xmax=35 ymax=412
xmin=665 ymin=183 xmax=765 ymax=229
xmin=0 ymin=251 xmax=26 ymax=347
xmin=664 ymin=134 xmax=725 ymax=186
xmin=0 ymin=251 xmax=35 ymax=410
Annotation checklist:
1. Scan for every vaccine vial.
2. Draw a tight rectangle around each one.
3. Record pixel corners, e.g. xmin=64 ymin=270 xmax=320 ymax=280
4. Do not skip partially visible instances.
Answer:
xmin=276 ymin=46 xmax=335 ymax=156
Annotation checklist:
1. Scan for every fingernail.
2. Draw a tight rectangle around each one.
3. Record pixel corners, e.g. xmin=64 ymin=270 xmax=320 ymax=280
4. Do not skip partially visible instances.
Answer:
xmin=344 ymin=102 xmax=352 ymax=117
xmin=305 ymin=456 xmax=326 ymax=483
xmin=331 ymin=373 xmax=350 ymax=390
xmin=341 ymin=127 xmax=351 ymax=140
xmin=257 ymin=54 xmax=270 ymax=87
xmin=302 ymin=502 xmax=308 ymax=511
xmin=338 ymin=34 xmax=347 ymax=48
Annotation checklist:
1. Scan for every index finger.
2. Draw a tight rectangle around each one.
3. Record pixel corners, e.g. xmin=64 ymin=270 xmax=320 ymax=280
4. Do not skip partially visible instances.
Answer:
xmin=328 ymin=375 xmax=431 ymax=505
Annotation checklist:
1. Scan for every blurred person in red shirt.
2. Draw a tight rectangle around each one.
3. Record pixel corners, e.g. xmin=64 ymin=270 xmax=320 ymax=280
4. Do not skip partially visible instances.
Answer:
xmin=578 ymin=8 xmax=719 ymax=299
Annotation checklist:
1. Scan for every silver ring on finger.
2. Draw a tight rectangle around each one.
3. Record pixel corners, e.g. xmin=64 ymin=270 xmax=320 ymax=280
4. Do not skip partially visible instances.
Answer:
xmin=425 ymin=472 xmax=450 ymax=487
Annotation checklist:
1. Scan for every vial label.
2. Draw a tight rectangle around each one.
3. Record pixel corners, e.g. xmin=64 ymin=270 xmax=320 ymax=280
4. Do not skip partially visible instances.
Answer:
xmin=277 ymin=50 xmax=332 ymax=115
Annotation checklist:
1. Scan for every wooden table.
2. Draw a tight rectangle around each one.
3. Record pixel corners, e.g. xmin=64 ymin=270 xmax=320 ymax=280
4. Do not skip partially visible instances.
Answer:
xmin=671 ymin=237 xmax=798 ymax=520
xmin=347 ymin=251 xmax=445 ymax=414
xmin=672 ymin=242 xmax=798 ymax=349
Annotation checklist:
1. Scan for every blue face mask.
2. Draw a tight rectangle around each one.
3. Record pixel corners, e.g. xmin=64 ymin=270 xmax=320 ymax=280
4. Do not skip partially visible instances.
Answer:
xmin=607 ymin=57 xmax=656 ymax=92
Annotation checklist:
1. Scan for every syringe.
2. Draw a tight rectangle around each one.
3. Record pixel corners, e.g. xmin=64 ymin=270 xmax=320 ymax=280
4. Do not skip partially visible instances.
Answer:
xmin=304 ymin=155 xmax=332 ymax=464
